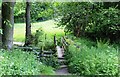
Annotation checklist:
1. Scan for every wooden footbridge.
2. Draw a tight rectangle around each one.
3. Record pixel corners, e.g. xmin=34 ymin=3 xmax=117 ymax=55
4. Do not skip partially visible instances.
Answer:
xmin=14 ymin=35 xmax=71 ymax=75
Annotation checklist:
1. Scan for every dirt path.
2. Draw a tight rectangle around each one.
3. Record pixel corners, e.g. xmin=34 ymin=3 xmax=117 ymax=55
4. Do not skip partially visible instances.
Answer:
xmin=55 ymin=67 xmax=70 ymax=75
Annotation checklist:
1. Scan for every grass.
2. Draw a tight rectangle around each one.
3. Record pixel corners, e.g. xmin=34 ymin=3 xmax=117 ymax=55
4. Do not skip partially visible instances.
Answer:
xmin=14 ymin=20 xmax=64 ymax=42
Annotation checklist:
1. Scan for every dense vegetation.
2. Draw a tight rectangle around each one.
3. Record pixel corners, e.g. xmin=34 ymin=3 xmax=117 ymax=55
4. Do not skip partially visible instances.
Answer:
xmin=14 ymin=2 xmax=54 ymax=23
xmin=14 ymin=2 xmax=120 ymax=43
xmin=0 ymin=1 xmax=119 ymax=76
xmin=0 ymin=49 xmax=54 ymax=75
xmin=65 ymin=35 xmax=118 ymax=75
xmin=56 ymin=2 xmax=120 ymax=42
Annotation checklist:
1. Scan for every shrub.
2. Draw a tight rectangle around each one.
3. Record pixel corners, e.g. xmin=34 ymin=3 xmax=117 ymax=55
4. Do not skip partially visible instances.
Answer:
xmin=33 ymin=28 xmax=59 ymax=69
xmin=40 ymin=56 xmax=59 ymax=69
xmin=34 ymin=28 xmax=55 ymax=51
xmin=66 ymin=39 xmax=118 ymax=75
xmin=0 ymin=49 xmax=54 ymax=76
xmin=34 ymin=28 xmax=44 ymax=46
xmin=43 ymin=39 xmax=55 ymax=50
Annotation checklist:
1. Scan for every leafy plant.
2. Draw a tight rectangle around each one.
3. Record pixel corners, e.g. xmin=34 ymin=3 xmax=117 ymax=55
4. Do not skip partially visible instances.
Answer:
xmin=57 ymin=2 xmax=120 ymax=42
xmin=40 ymin=56 xmax=59 ymax=69
xmin=0 ymin=49 xmax=54 ymax=76
xmin=14 ymin=2 xmax=55 ymax=22
xmin=65 ymin=37 xmax=118 ymax=75
xmin=34 ymin=28 xmax=55 ymax=51
xmin=87 ymin=7 xmax=120 ymax=41
xmin=57 ymin=2 xmax=93 ymax=37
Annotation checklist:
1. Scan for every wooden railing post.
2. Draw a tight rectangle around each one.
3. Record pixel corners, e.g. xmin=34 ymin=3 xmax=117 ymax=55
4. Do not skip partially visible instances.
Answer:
xmin=61 ymin=36 xmax=69 ymax=52
xmin=54 ymin=34 xmax=57 ymax=46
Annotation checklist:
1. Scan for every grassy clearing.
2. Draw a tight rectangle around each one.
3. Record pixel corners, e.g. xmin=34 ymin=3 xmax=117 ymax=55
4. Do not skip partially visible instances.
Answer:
xmin=14 ymin=20 xmax=64 ymax=42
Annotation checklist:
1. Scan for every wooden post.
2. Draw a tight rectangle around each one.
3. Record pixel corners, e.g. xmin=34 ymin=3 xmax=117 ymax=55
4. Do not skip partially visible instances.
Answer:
xmin=54 ymin=34 xmax=57 ymax=46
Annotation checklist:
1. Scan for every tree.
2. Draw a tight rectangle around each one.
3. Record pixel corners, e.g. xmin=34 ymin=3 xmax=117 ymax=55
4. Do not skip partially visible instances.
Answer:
xmin=57 ymin=2 xmax=120 ymax=41
xmin=14 ymin=2 xmax=54 ymax=23
xmin=2 ymin=2 xmax=15 ymax=50
xmin=57 ymin=2 xmax=92 ymax=37
xmin=24 ymin=1 xmax=32 ymax=46
xmin=87 ymin=3 xmax=120 ymax=41
xmin=0 ymin=8 xmax=2 ymax=48
xmin=14 ymin=2 xmax=25 ymax=23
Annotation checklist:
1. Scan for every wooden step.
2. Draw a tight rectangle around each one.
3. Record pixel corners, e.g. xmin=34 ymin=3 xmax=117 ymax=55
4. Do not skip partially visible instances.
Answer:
xmin=58 ymin=57 xmax=65 ymax=59
xmin=58 ymin=59 xmax=66 ymax=63
xmin=58 ymin=60 xmax=67 ymax=65
xmin=59 ymin=65 xmax=67 ymax=68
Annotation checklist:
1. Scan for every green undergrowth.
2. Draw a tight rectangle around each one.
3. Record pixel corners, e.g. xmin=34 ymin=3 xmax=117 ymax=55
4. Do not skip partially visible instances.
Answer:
xmin=0 ymin=49 xmax=54 ymax=76
xmin=65 ymin=36 xmax=119 ymax=75
xmin=40 ymin=56 xmax=60 ymax=69
xmin=33 ymin=28 xmax=60 ymax=69
xmin=33 ymin=27 xmax=63 ymax=50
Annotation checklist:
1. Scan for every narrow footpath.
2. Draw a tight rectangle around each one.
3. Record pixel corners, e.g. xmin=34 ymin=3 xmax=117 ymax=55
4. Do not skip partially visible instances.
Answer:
xmin=13 ymin=42 xmax=71 ymax=75
xmin=55 ymin=46 xmax=70 ymax=75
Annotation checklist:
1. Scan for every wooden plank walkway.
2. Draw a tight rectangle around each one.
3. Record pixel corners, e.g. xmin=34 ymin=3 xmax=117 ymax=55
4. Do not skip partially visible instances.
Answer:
xmin=55 ymin=46 xmax=70 ymax=75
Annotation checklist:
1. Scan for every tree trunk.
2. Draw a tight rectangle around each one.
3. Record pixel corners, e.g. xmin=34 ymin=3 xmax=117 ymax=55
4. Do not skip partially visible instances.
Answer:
xmin=2 ymin=2 xmax=15 ymax=50
xmin=25 ymin=2 xmax=31 ymax=46
xmin=0 ymin=9 xmax=2 ymax=48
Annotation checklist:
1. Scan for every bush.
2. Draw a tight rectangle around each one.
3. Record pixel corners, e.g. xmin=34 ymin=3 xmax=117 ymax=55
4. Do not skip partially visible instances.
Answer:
xmin=34 ymin=28 xmax=55 ymax=51
xmin=0 ymin=49 xmax=54 ymax=76
xmin=57 ymin=2 xmax=120 ymax=42
xmin=40 ymin=56 xmax=59 ymax=69
xmin=66 ymin=39 xmax=118 ymax=75
xmin=66 ymin=35 xmax=96 ymax=48
xmin=86 ymin=7 xmax=120 ymax=42
xmin=33 ymin=28 xmax=59 ymax=69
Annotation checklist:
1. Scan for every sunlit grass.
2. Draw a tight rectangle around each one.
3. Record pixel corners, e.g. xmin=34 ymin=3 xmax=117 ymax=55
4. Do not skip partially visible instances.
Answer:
xmin=14 ymin=23 xmax=25 ymax=42
xmin=14 ymin=20 xmax=64 ymax=42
